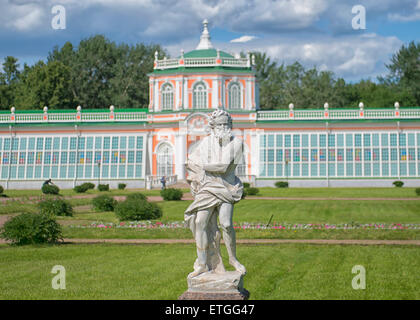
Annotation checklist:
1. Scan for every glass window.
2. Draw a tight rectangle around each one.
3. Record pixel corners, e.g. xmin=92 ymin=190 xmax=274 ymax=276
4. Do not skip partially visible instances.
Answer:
xmin=136 ymin=151 xmax=143 ymax=163
xmin=128 ymin=151 xmax=135 ymax=163
xmin=95 ymin=137 xmax=102 ymax=150
xmin=355 ymin=148 xmax=362 ymax=161
xmin=69 ymin=152 xmax=76 ymax=164
xmin=363 ymin=134 xmax=371 ymax=147
xmin=302 ymin=149 xmax=308 ymax=162
xmin=120 ymin=151 xmax=127 ymax=164
xmin=372 ymin=134 xmax=379 ymax=146
xmin=346 ymin=163 xmax=353 ymax=176
xmin=364 ymin=149 xmax=371 ymax=161
xmin=381 ymin=149 xmax=389 ymax=161
xmin=19 ymin=152 xmax=26 ymax=165
xmin=311 ymin=149 xmax=318 ymax=162
xmin=337 ymin=134 xmax=344 ymax=147
xmin=52 ymin=152 xmax=59 ymax=164
xmin=111 ymin=151 xmax=119 ymax=163
xmin=112 ymin=137 xmax=118 ymax=149
xmin=319 ymin=134 xmax=326 ymax=147
xmin=399 ymin=133 xmax=406 ymax=147
xmin=293 ymin=135 xmax=300 ymax=148
xmin=45 ymin=137 xmax=52 ymax=150
xmin=70 ymin=137 xmax=77 ymax=150
xmin=161 ymin=83 xmax=174 ymax=110
xmin=193 ymin=82 xmax=207 ymax=109
xmin=372 ymin=149 xmax=380 ymax=161
xmin=346 ymin=149 xmax=353 ymax=161
xmin=53 ymin=137 xmax=60 ymax=150
xmin=78 ymin=152 xmax=85 ymax=164
xmin=27 ymin=152 xmax=34 ymax=164
xmin=12 ymin=138 xmax=19 ymax=150
xmin=86 ymin=137 xmax=94 ymax=149
xmin=61 ymin=152 xmax=68 ymax=164
xmin=319 ymin=149 xmax=326 ymax=162
xmin=36 ymin=138 xmax=44 ymax=150
xmin=390 ymin=148 xmax=398 ymax=161
xmin=328 ymin=149 xmax=335 ymax=161
xmin=408 ymin=133 xmax=415 ymax=146
xmin=276 ymin=149 xmax=283 ymax=162
xmin=364 ymin=163 xmax=371 ymax=176
xmin=302 ymin=135 xmax=308 ymax=147
xmin=408 ymin=148 xmax=415 ymax=161
xmin=120 ymin=136 xmax=127 ymax=149
xmin=128 ymin=136 xmax=135 ymax=149
xmin=86 ymin=151 xmax=93 ymax=164
xmin=293 ymin=150 xmax=300 ymax=162
xmin=328 ymin=134 xmax=335 ymax=147
xmin=228 ymin=82 xmax=241 ymax=110
xmin=268 ymin=149 xmax=275 ymax=162
xmin=103 ymin=151 xmax=109 ymax=164
xmin=381 ymin=133 xmax=388 ymax=147
xmin=136 ymin=136 xmax=143 ymax=149
xmin=20 ymin=138 xmax=27 ymax=150
xmin=28 ymin=138 xmax=35 ymax=150
xmin=337 ymin=149 xmax=344 ymax=161
xmin=390 ymin=133 xmax=397 ymax=146
xmin=311 ymin=134 xmax=317 ymax=147
xmin=3 ymin=138 xmax=10 ymax=150
xmin=78 ymin=137 xmax=85 ymax=150
xmin=284 ymin=135 xmax=291 ymax=147
xmin=44 ymin=152 xmax=51 ymax=164
xmin=400 ymin=149 xmax=407 ymax=161
xmin=61 ymin=137 xmax=68 ymax=150
xmin=346 ymin=134 xmax=353 ymax=147
xmin=355 ymin=134 xmax=362 ymax=147
xmin=103 ymin=137 xmax=110 ymax=149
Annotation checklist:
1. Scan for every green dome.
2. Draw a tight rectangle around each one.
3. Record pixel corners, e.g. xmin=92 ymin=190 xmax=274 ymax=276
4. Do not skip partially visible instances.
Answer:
xmin=183 ymin=49 xmax=234 ymax=59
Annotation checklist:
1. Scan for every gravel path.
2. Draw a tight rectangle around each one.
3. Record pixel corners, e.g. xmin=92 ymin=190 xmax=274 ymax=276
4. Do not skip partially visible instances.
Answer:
xmin=1 ymin=238 xmax=418 ymax=246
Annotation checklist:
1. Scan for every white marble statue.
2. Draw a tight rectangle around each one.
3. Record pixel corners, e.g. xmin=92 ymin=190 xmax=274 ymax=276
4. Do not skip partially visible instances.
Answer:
xmin=184 ymin=108 xmax=246 ymax=278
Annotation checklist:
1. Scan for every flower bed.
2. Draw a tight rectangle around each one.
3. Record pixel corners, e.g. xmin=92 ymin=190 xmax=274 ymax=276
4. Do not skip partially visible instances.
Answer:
xmin=67 ymin=221 xmax=420 ymax=230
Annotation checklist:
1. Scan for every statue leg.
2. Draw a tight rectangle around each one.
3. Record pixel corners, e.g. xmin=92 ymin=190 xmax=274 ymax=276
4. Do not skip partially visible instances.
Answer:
xmin=219 ymin=202 xmax=246 ymax=275
xmin=189 ymin=209 xmax=212 ymax=277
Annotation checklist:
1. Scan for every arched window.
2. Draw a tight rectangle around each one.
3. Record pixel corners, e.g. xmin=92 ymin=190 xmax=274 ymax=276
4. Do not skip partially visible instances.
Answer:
xmin=157 ymin=143 xmax=173 ymax=177
xmin=228 ymin=82 xmax=241 ymax=109
xmin=235 ymin=154 xmax=247 ymax=176
xmin=161 ymin=83 xmax=173 ymax=110
xmin=193 ymin=82 xmax=207 ymax=109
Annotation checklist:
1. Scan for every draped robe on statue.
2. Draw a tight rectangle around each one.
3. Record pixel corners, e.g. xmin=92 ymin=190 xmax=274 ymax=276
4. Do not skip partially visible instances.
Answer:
xmin=184 ymin=134 xmax=244 ymax=273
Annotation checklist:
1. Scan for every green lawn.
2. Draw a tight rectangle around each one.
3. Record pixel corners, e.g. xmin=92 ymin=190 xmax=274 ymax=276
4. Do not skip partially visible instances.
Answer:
xmin=250 ymin=187 xmax=420 ymax=198
xmin=0 ymin=243 xmax=418 ymax=300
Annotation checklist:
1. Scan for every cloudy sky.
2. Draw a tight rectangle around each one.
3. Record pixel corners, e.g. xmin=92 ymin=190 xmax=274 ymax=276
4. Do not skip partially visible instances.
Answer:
xmin=1 ymin=0 xmax=420 ymax=82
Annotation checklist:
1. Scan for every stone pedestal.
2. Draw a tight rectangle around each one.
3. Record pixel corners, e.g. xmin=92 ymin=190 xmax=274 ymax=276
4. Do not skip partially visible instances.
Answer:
xmin=179 ymin=271 xmax=249 ymax=300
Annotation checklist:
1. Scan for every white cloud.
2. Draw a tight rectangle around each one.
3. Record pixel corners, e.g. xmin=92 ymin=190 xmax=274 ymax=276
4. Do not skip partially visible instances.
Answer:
xmin=230 ymin=35 xmax=257 ymax=43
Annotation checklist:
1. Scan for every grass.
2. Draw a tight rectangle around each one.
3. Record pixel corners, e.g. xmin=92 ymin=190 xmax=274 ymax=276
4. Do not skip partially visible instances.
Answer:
xmin=250 ymin=187 xmax=420 ymax=198
xmin=0 ymin=243 xmax=418 ymax=300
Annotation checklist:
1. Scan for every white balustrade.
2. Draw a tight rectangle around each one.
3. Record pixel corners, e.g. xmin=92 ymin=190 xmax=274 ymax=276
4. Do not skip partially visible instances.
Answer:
xmin=146 ymin=175 xmax=178 ymax=189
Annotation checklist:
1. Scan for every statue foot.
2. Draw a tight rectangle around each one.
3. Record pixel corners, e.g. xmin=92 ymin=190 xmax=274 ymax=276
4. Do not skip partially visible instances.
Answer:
xmin=229 ymin=258 xmax=246 ymax=275
xmin=188 ymin=264 xmax=208 ymax=278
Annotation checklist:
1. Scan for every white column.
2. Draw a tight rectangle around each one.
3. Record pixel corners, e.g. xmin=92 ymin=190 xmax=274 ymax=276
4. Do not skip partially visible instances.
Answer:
xmin=245 ymin=79 xmax=251 ymax=110
xmin=184 ymin=78 xmax=189 ymax=109
xmin=154 ymin=80 xmax=159 ymax=111
xmin=250 ymin=130 xmax=260 ymax=176
xmin=175 ymin=129 xmax=187 ymax=179
xmin=212 ymin=79 xmax=218 ymax=109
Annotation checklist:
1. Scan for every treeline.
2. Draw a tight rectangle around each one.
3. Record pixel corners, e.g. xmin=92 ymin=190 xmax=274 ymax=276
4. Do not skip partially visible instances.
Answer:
xmin=0 ymin=35 xmax=166 ymax=110
xmin=254 ymin=41 xmax=420 ymax=110
xmin=0 ymin=35 xmax=419 ymax=110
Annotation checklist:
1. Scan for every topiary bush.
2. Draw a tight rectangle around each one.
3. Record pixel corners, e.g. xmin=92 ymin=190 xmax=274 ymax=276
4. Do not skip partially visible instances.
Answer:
xmin=98 ymin=184 xmax=110 ymax=192
xmin=415 ymin=188 xmax=420 ymax=196
xmin=243 ymin=182 xmax=250 ymax=188
xmin=275 ymin=181 xmax=289 ymax=188
xmin=0 ymin=185 xmax=4 ymax=196
xmin=126 ymin=192 xmax=147 ymax=202
xmin=92 ymin=194 xmax=117 ymax=212
xmin=0 ymin=213 xmax=63 ymax=245
xmin=160 ymin=188 xmax=183 ymax=201
xmin=118 ymin=183 xmax=127 ymax=190
xmin=82 ymin=182 xmax=95 ymax=190
xmin=245 ymin=187 xmax=259 ymax=196
xmin=73 ymin=184 xmax=89 ymax=193
xmin=42 ymin=184 xmax=60 ymax=195
xmin=393 ymin=180 xmax=404 ymax=187
xmin=115 ymin=198 xmax=162 ymax=221
xmin=38 ymin=197 xmax=73 ymax=217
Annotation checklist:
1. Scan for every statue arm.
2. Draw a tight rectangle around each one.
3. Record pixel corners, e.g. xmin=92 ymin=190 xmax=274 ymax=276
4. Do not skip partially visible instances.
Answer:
xmin=203 ymin=163 xmax=230 ymax=174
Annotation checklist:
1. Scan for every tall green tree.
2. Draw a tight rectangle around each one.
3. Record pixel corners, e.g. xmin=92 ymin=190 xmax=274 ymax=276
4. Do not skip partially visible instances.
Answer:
xmin=385 ymin=41 xmax=420 ymax=105
xmin=0 ymin=56 xmax=20 ymax=109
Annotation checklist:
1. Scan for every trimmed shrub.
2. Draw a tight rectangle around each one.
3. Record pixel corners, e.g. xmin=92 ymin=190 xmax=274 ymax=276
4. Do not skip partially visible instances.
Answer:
xmin=73 ymin=184 xmax=89 ymax=193
xmin=115 ymin=199 xmax=162 ymax=221
xmin=0 ymin=213 xmax=62 ymax=245
xmin=0 ymin=185 xmax=3 ymax=195
xmin=42 ymin=184 xmax=60 ymax=195
xmin=98 ymin=184 xmax=110 ymax=192
xmin=243 ymin=182 xmax=250 ymax=188
xmin=92 ymin=194 xmax=117 ymax=212
xmin=160 ymin=188 xmax=183 ymax=201
xmin=126 ymin=192 xmax=147 ymax=202
xmin=275 ymin=181 xmax=289 ymax=188
xmin=38 ymin=197 xmax=73 ymax=217
xmin=241 ymin=189 xmax=247 ymax=199
xmin=82 ymin=182 xmax=95 ymax=190
xmin=415 ymin=188 xmax=420 ymax=196
xmin=393 ymin=181 xmax=404 ymax=187
xmin=245 ymin=187 xmax=259 ymax=195
xmin=118 ymin=183 xmax=127 ymax=190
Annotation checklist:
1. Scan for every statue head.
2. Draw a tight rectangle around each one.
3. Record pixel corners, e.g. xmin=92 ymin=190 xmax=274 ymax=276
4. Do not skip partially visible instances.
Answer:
xmin=209 ymin=109 xmax=233 ymax=144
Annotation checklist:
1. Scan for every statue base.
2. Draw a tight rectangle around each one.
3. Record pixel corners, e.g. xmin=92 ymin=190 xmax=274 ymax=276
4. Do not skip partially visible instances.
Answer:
xmin=179 ymin=271 xmax=249 ymax=300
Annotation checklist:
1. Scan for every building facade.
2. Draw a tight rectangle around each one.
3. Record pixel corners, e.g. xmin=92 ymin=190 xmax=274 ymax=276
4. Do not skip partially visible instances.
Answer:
xmin=1 ymin=21 xmax=420 ymax=189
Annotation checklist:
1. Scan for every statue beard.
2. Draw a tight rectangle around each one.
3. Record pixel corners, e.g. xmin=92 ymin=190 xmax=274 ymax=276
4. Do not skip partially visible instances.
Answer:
xmin=213 ymin=127 xmax=232 ymax=146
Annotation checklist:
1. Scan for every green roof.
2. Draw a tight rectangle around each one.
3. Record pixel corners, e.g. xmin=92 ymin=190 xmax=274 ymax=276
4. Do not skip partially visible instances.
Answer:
xmin=183 ymin=49 xmax=234 ymax=58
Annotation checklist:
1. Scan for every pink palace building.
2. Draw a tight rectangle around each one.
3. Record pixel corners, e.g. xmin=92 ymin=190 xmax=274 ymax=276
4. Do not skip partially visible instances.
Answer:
xmin=1 ymin=20 xmax=420 ymax=189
